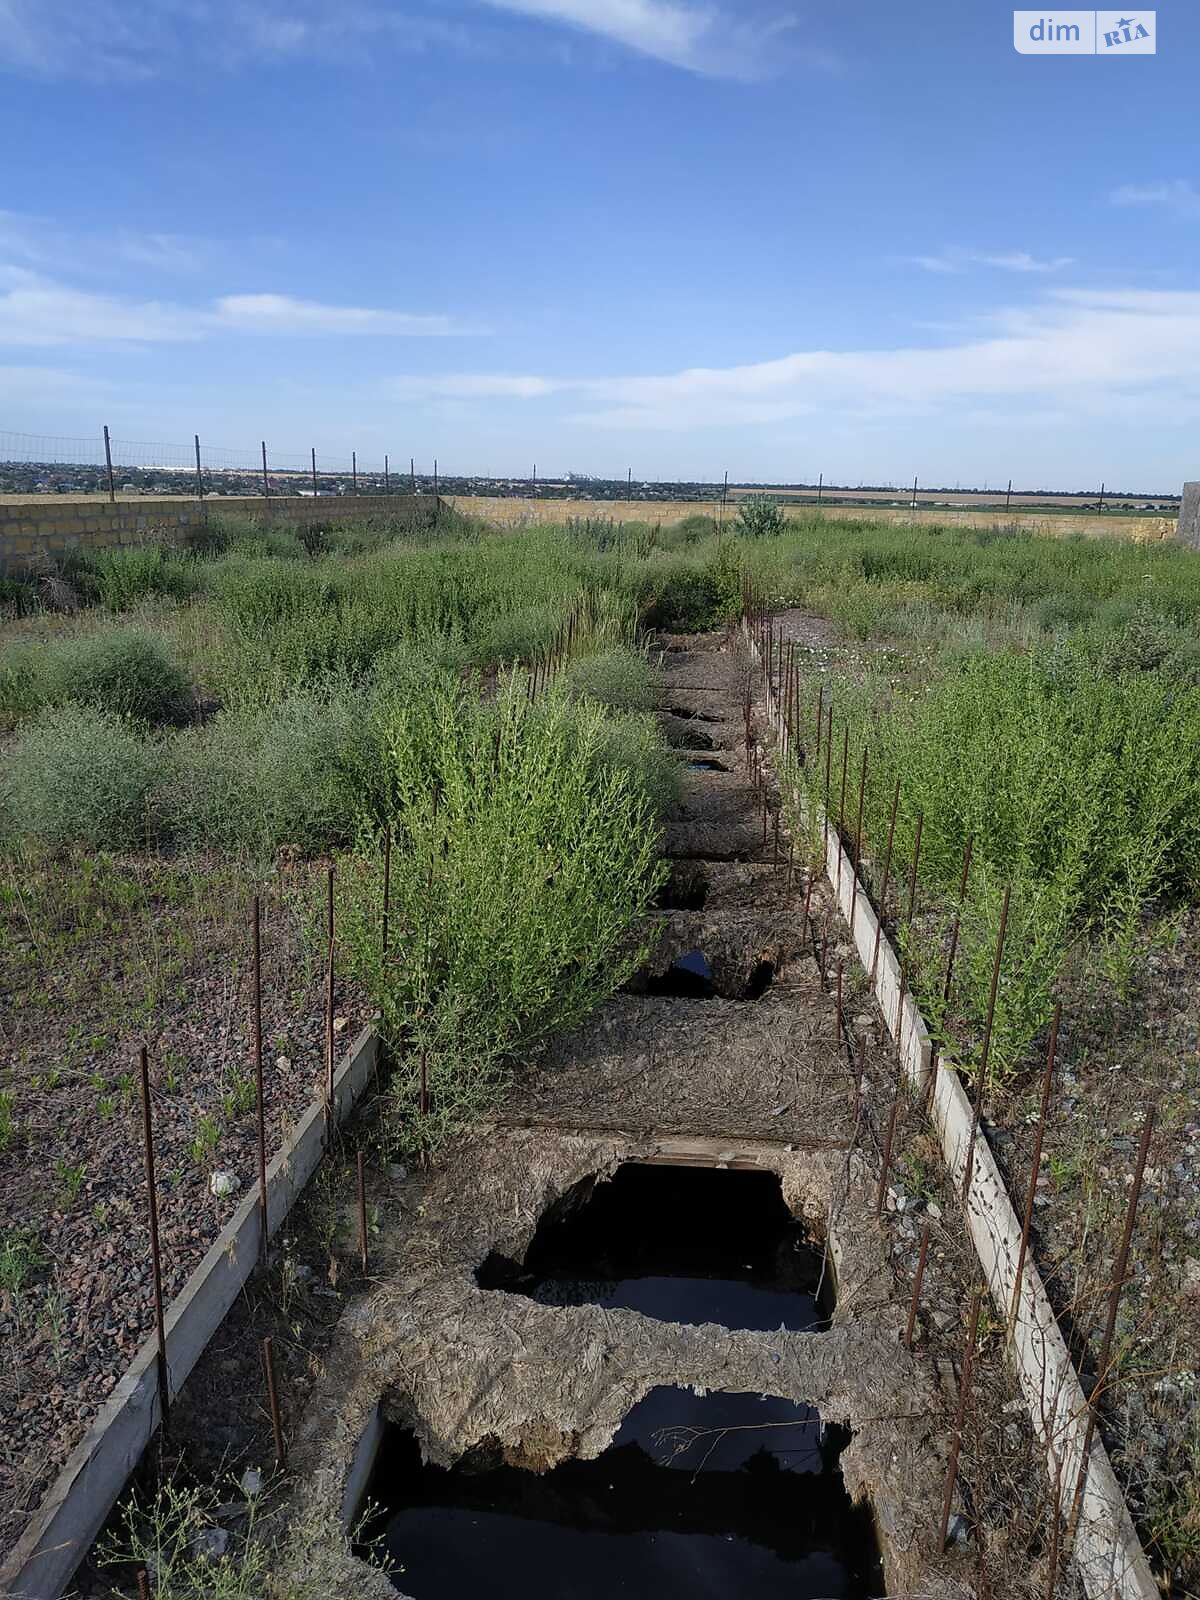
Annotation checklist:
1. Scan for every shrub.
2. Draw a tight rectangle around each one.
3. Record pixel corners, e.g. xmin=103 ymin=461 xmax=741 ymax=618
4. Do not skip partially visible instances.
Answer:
xmin=791 ymin=645 xmax=1200 ymax=1079
xmin=87 ymin=545 xmax=200 ymax=610
xmin=44 ymin=630 xmax=191 ymax=724
xmin=565 ymin=647 xmax=657 ymax=712
xmin=0 ymin=575 xmax=39 ymax=618
xmin=162 ymin=688 xmax=377 ymax=856
xmin=1 ymin=705 xmax=162 ymax=850
xmin=338 ymin=680 xmax=668 ymax=1151
xmin=735 ymin=496 xmax=787 ymax=539
xmin=0 ymin=642 xmax=49 ymax=729
xmin=640 ymin=557 xmax=724 ymax=632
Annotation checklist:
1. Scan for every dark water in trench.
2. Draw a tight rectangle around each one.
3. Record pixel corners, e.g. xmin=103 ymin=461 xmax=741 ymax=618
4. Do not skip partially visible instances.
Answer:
xmin=476 ymin=1163 xmax=833 ymax=1334
xmin=363 ymin=1387 xmax=883 ymax=1598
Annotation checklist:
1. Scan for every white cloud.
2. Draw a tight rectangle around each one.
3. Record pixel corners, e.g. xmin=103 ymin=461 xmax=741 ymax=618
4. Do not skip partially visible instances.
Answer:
xmin=0 ymin=0 xmax=773 ymax=82
xmin=1109 ymin=180 xmax=1200 ymax=220
xmin=387 ymin=286 xmax=1200 ymax=431
xmin=0 ymin=270 xmax=471 ymax=346
xmin=0 ymin=211 xmax=206 ymax=277
xmin=477 ymin=0 xmax=799 ymax=77
xmin=906 ymin=248 xmax=1074 ymax=275
xmin=214 ymin=294 xmax=460 ymax=336
xmin=0 ymin=1 xmax=488 ymax=81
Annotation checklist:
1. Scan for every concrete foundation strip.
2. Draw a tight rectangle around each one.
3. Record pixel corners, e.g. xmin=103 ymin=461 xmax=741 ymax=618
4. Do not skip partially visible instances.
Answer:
xmin=1 ymin=1026 xmax=381 ymax=1600
xmin=747 ymin=621 xmax=1158 ymax=1600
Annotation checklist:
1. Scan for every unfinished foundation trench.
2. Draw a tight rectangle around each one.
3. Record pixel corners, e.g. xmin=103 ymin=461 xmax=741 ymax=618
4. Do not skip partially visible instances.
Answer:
xmin=264 ymin=629 xmax=1081 ymax=1600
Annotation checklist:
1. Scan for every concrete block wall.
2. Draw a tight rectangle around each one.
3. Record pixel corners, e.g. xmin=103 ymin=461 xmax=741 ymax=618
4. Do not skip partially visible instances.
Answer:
xmin=0 ymin=494 xmax=436 ymax=576
xmin=1180 ymin=483 xmax=1200 ymax=548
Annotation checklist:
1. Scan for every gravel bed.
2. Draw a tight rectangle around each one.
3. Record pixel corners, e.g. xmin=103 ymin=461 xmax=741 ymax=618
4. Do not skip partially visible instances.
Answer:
xmin=0 ymin=851 xmax=369 ymax=1568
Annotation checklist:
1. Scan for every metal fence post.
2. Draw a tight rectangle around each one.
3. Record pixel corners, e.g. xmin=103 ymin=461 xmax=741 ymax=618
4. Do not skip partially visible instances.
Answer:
xmin=194 ymin=434 xmax=204 ymax=500
xmin=352 ymin=450 xmax=358 ymax=495
xmin=261 ymin=441 xmax=269 ymax=499
xmin=103 ymin=425 xmax=115 ymax=503
xmin=311 ymin=447 xmax=317 ymax=497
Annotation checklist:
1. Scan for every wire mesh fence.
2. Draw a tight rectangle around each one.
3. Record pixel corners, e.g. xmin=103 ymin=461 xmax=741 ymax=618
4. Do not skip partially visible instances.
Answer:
xmin=0 ymin=428 xmax=437 ymax=500
xmin=0 ymin=425 xmax=1181 ymax=513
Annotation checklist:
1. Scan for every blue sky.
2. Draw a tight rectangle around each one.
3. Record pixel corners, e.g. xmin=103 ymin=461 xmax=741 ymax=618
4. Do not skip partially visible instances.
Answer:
xmin=1 ymin=0 xmax=1198 ymax=489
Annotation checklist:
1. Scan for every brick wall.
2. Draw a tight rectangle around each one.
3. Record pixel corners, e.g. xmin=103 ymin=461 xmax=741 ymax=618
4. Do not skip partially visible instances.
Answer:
xmin=0 ymin=494 xmax=437 ymax=576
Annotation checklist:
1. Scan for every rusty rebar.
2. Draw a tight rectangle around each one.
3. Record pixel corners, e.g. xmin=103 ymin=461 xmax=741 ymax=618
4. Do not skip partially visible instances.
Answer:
xmin=941 ymin=835 xmax=975 ymax=1012
xmin=874 ymin=1076 xmax=903 ymax=1218
xmin=262 ymin=1335 xmax=286 ymax=1467
xmin=137 ymin=1571 xmax=150 ymax=1600
xmin=381 ymin=831 xmax=392 ymax=957
xmin=938 ymin=1288 xmax=982 ymax=1552
xmin=325 ymin=864 xmax=335 ymax=1124
xmin=850 ymin=1032 xmax=866 ymax=1121
xmin=252 ymin=894 xmax=268 ymax=1263
xmin=772 ymin=806 xmax=780 ymax=869
xmin=837 ymin=722 xmax=849 ymax=836
xmin=419 ymin=1047 xmax=429 ymax=1116
xmin=903 ymin=810 xmax=924 ymax=929
xmin=961 ymin=883 xmax=1011 ymax=1203
xmin=835 ymin=960 xmax=844 ymax=1044
xmin=823 ymin=704 xmax=833 ymax=819
xmin=1065 ymin=1102 xmax=1156 ymax=1546
xmin=904 ymin=1222 xmax=931 ymax=1349
xmin=137 ymin=1044 xmax=169 ymax=1431
xmin=869 ymin=778 xmax=901 ymax=984
xmin=801 ymin=866 xmax=816 ymax=952
xmin=814 ymin=684 xmax=823 ymax=764
xmin=850 ymin=747 xmax=868 ymax=937
xmin=1009 ymin=1002 xmax=1059 ymax=1336
xmin=357 ymin=1150 xmax=369 ymax=1275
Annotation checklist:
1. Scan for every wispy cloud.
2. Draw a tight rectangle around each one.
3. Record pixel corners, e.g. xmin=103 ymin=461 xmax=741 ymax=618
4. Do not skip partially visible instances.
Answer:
xmin=0 ymin=0 xmax=810 ymax=82
xmin=905 ymin=248 xmax=1074 ymax=275
xmin=477 ymin=0 xmax=802 ymax=79
xmin=1109 ymin=179 xmax=1200 ymax=220
xmin=388 ymin=286 xmax=1200 ymax=430
xmin=0 ymin=210 xmax=206 ymax=276
xmin=0 ymin=1 xmax=488 ymax=82
xmin=0 ymin=269 xmax=473 ymax=345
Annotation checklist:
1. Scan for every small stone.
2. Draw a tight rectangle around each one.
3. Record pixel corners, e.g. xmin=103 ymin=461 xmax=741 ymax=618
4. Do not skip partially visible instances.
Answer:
xmin=240 ymin=1467 xmax=264 ymax=1497
xmin=276 ymin=1055 xmax=292 ymax=1070
xmin=208 ymin=1171 xmax=239 ymax=1198
xmin=189 ymin=1527 xmax=230 ymax=1561
xmin=947 ymin=1512 xmax=971 ymax=1546
xmin=333 ymin=1016 xmax=348 ymax=1034
xmin=926 ymin=1202 xmax=942 ymax=1219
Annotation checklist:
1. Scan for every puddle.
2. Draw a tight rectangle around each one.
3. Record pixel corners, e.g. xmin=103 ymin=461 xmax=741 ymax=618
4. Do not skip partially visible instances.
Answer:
xmin=477 ymin=1163 xmax=833 ymax=1333
xmin=645 ymin=948 xmax=715 ymax=999
xmin=640 ymin=948 xmax=775 ymax=1001
xmin=360 ymin=1387 xmax=882 ymax=1598
xmin=686 ymin=757 xmax=730 ymax=771
xmin=656 ymin=863 xmax=708 ymax=910
xmin=663 ymin=705 xmax=725 ymax=723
